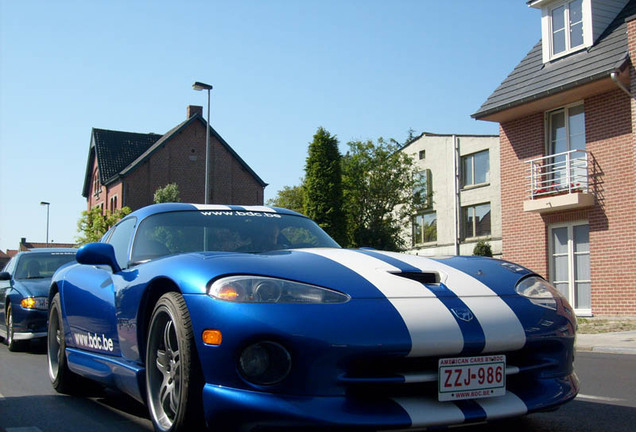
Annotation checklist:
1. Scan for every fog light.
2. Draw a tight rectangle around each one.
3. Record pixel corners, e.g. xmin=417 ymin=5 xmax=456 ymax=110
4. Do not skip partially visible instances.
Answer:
xmin=238 ymin=341 xmax=291 ymax=385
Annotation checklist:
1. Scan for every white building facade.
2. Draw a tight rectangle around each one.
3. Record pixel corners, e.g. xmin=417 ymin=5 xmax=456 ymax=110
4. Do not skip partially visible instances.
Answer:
xmin=401 ymin=133 xmax=501 ymax=257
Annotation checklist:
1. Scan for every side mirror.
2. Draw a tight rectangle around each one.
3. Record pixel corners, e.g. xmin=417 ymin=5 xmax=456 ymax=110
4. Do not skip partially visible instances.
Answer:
xmin=0 ymin=271 xmax=11 ymax=281
xmin=76 ymin=243 xmax=122 ymax=273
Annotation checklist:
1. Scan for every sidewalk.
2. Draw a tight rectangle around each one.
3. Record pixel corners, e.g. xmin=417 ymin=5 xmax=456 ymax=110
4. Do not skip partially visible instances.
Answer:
xmin=576 ymin=330 xmax=636 ymax=355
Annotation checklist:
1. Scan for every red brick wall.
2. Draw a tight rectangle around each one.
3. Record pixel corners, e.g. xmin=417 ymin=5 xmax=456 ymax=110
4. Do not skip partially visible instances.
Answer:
xmin=123 ymin=120 xmax=264 ymax=210
xmin=499 ymin=113 xmax=549 ymax=277
xmin=585 ymin=88 xmax=635 ymax=315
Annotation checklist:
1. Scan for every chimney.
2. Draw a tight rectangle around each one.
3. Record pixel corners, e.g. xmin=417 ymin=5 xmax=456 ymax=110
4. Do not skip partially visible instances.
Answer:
xmin=187 ymin=105 xmax=203 ymax=118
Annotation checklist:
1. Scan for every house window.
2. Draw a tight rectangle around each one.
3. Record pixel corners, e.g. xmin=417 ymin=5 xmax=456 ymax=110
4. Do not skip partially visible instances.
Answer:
xmin=110 ymin=196 xmax=118 ymax=212
xmin=462 ymin=203 xmax=491 ymax=239
xmin=413 ymin=212 xmax=437 ymax=245
xmin=548 ymin=104 xmax=585 ymax=154
xmin=418 ymin=150 xmax=426 ymax=160
xmin=461 ymin=150 xmax=489 ymax=187
xmin=550 ymin=222 xmax=590 ymax=315
xmin=93 ymin=169 xmax=101 ymax=197
xmin=550 ymin=0 xmax=584 ymax=57
xmin=548 ymin=104 xmax=586 ymax=189
xmin=413 ymin=169 xmax=432 ymax=208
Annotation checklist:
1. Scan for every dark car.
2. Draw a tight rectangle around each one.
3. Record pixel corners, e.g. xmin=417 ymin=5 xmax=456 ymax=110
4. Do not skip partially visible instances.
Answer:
xmin=0 ymin=248 xmax=76 ymax=350
xmin=47 ymin=203 xmax=578 ymax=432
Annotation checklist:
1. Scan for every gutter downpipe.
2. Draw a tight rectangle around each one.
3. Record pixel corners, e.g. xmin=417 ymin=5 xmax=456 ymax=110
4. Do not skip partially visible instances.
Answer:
xmin=611 ymin=72 xmax=632 ymax=98
xmin=453 ymin=135 xmax=460 ymax=256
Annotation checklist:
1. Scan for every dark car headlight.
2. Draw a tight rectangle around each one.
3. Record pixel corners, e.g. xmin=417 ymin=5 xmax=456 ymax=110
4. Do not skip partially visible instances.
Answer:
xmin=515 ymin=276 xmax=566 ymax=310
xmin=20 ymin=296 xmax=48 ymax=310
xmin=209 ymin=276 xmax=350 ymax=304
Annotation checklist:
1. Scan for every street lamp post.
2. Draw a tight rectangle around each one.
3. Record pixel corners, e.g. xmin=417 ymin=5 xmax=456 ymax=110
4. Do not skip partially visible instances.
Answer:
xmin=40 ymin=201 xmax=50 ymax=247
xmin=192 ymin=81 xmax=213 ymax=204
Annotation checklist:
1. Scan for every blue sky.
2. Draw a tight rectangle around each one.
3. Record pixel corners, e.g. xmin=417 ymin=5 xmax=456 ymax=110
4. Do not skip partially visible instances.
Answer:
xmin=0 ymin=0 xmax=540 ymax=252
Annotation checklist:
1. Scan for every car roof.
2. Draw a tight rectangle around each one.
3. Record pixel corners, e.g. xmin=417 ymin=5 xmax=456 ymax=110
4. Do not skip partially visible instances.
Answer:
xmin=126 ymin=203 xmax=306 ymax=221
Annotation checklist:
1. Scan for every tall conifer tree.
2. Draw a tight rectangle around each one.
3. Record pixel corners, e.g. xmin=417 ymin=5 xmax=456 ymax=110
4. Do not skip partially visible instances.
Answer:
xmin=303 ymin=127 xmax=347 ymax=245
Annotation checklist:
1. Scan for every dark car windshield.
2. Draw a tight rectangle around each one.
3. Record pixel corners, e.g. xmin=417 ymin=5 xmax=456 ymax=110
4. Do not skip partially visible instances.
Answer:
xmin=130 ymin=210 xmax=340 ymax=263
xmin=14 ymin=252 xmax=77 ymax=280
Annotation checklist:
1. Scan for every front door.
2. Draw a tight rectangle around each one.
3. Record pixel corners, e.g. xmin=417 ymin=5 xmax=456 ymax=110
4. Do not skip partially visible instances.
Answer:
xmin=549 ymin=222 xmax=591 ymax=315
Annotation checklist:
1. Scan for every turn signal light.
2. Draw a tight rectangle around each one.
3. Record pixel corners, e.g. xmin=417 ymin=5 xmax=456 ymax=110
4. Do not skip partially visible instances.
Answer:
xmin=21 ymin=297 xmax=36 ymax=308
xmin=216 ymin=286 xmax=241 ymax=301
xmin=202 ymin=329 xmax=222 ymax=346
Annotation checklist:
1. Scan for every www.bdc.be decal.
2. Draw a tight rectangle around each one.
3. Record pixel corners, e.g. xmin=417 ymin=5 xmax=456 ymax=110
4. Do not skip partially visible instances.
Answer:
xmin=73 ymin=331 xmax=114 ymax=352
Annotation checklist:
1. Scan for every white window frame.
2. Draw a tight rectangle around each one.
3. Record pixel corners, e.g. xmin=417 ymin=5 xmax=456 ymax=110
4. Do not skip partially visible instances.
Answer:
xmin=461 ymin=150 xmax=490 ymax=188
xmin=412 ymin=211 xmax=437 ymax=246
xmin=546 ymin=102 xmax=586 ymax=155
xmin=461 ymin=203 xmax=491 ymax=240
xmin=548 ymin=221 xmax=591 ymax=316
xmin=541 ymin=0 xmax=592 ymax=62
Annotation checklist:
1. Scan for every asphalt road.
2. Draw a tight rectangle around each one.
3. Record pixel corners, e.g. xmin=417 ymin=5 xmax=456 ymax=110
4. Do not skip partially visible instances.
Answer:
xmin=0 ymin=341 xmax=634 ymax=432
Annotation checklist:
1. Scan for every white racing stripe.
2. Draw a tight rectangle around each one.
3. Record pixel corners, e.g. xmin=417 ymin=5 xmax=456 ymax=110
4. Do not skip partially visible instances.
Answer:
xmin=193 ymin=204 xmax=233 ymax=211
xmin=240 ymin=205 xmax=278 ymax=213
xmin=372 ymin=251 xmax=527 ymax=353
xmin=476 ymin=391 xmax=528 ymax=419
xmin=303 ymin=249 xmax=464 ymax=357
xmin=393 ymin=397 xmax=466 ymax=427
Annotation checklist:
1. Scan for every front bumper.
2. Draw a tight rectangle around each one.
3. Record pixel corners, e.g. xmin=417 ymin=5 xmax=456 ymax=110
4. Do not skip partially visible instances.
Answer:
xmin=202 ymin=372 xmax=579 ymax=431
xmin=6 ymin=304 xmax=48 ymax=340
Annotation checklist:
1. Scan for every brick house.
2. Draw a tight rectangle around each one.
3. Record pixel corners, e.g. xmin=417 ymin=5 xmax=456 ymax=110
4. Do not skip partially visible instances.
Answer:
xmin=473 ymin=0 xmax=636 ymax=316
xmin=83 ymin=105 xmax=267 ymax=212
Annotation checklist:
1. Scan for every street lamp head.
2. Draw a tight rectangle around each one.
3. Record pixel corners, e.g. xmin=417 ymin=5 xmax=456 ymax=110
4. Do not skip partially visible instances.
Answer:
xmin=193 ymin=81 xmax=213 ymax=91
xmin=40 ymin=201 xmax=50 ymax=206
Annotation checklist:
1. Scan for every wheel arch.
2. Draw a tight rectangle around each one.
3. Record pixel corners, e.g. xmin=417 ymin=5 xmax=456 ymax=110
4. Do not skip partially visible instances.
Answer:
xmin=137 ymin=277 xmax=181 ymax=363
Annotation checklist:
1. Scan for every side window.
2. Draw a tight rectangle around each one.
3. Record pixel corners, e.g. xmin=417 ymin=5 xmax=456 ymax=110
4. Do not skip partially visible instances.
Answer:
xmin=2 ymin=257 xmax=16 ymax=274
xmin=106 ymin=217 xmax=137 ymax=269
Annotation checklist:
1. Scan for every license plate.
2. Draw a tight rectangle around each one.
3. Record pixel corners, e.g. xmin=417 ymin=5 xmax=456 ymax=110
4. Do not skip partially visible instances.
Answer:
xmin=438 ymin=355 xmax=506 ymax=401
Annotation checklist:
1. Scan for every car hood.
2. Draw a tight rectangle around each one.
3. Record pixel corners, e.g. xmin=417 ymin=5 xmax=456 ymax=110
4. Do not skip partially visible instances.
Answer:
xmin=12 ymin=278 xmax=52 ymax=298
xmin=159 ymin=248 xmax=533 ymax=299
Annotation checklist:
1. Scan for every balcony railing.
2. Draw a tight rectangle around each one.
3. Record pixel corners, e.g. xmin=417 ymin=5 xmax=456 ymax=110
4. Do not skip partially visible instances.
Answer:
xmin=526 ymin=150 xmax=589 ymax=200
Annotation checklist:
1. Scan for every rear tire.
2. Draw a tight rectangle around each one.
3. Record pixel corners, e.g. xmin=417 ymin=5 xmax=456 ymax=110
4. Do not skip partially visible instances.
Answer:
xmin=145 ymin=292 xmax=204 ymax=432
xmin=47 ymin=293 xmax=79 ymax=393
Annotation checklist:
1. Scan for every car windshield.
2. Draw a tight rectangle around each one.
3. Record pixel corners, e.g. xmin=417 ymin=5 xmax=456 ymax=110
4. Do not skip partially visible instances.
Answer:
xmin=14 ymin=252 xmax=76 ymax=280
xmin=130 ymin=210 xmax=340 ymax=263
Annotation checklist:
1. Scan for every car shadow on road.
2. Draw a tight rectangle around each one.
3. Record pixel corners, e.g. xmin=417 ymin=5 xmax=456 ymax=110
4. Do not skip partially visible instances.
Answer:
xmin=0 ymin=393 xmax=153 ymax=432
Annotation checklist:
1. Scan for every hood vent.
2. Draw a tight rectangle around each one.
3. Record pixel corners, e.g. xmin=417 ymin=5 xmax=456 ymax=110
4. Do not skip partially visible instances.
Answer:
xmin=392 ymin=271 xmax=440 ymax=285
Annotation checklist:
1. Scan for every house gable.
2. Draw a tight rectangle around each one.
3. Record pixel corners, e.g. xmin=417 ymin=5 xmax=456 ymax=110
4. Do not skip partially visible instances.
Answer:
xmin=83 ymin=107 xmax=267 ymax=210
xmin=473 ymin=0 xmax=636 ymax=123
xmin=82 ymin=129 xmax=161 ymax=198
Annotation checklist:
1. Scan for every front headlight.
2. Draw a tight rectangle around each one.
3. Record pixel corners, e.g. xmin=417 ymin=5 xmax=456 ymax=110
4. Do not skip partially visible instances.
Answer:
xmin=515 ymin=276 xmax=565 ymax=310
xmin=209 ymin=276 xmax=350 ymax=304
xmin=20 ymin=296 xmax=49 ymax=310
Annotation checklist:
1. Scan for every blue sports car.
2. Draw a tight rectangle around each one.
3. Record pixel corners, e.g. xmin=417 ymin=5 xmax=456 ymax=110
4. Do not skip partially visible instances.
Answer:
xmin=47 ymin=203 xmax=578 ymax=432
xmin=0 ymin=248 xmax=76 ymax=351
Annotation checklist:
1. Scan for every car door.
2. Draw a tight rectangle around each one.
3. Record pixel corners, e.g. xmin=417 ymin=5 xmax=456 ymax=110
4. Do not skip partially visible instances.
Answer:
xmin=63 ymin=218 xmax=137 ymax=356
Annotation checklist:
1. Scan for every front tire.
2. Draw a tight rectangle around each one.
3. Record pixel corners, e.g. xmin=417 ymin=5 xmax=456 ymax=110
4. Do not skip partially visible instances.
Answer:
xmin=6 ymin=303 xmax=25 ymax=352
xmin=146 ymin=292 xmax=203 ymax=432
xmin=47 ymin=293 xmax=79 ymax=393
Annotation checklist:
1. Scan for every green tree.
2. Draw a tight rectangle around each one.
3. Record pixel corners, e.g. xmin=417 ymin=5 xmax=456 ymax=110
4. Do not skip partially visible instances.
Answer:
xmin=266 ymin=184 xmax=305 ymax=214
xmin=76 ymin=206 xmax=131 ymax=245
xmin=303 ymin=127 xmax=347 ymax=244
xmin=154 ymin=183 xmax=181 ymax=203
xmin=342 ymin=138 xmax=420 ymax=251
